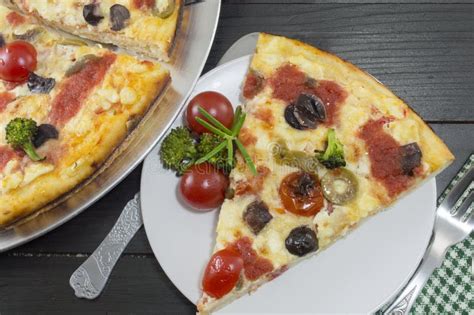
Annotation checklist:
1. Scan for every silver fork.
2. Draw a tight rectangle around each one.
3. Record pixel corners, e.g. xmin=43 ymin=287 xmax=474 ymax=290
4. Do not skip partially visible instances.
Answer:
xmin=384 ymin=166 xmax=473 ymax=315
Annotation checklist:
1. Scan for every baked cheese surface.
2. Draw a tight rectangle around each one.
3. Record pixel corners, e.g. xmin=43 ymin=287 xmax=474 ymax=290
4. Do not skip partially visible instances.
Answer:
xmin=198 ymin=33 xmax=453 ymax=313
xmin=9 ymin=0 xmax=182 ymax=61
xmin=0 ymin=6 xmax=170 ymax=227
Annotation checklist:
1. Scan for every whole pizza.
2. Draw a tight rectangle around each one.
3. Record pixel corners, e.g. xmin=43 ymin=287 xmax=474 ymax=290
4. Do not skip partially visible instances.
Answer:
xmin=0 ymin=1 xmax=180 ymax=228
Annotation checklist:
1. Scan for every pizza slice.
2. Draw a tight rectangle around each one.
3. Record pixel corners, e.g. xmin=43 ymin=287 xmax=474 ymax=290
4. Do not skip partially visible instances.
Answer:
xmin=0 ymin=6 xmax=170 ymax=228
xmin=5 ymin=0 xmax=182 ymax=61
xmin=197 ymin=33 xmax=454 ymax=313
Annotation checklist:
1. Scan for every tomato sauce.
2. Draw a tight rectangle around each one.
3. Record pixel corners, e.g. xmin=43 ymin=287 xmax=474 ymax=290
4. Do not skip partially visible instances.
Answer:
xmin=231 ymin=237 xmax=273 ymax=281
xmin=6 ymin=12 xmax=26 ymax=26
xmin=0 ymin=92 xmax=14 ymax=113
xmin=235 ymin=165 xmax=270 ymax=196
xmin=269 ymin=63 xmax=347 ymax=125
xmin=0 ymin=146 xmax=19 ymax=172
xmin=243 ymin=71 xmax=264 ymax=99
xmin=133 ymin=0 xmax=155 ymax=9
xmin=49 ymin=53 xmax=116 ymax=125
xmin=359 ymin=119 xmax=413 ymax=197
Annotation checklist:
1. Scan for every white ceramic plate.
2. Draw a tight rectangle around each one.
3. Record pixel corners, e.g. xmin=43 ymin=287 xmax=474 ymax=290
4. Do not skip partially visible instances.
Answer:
xmin=141 ymin=55 xmax=436 ymax=314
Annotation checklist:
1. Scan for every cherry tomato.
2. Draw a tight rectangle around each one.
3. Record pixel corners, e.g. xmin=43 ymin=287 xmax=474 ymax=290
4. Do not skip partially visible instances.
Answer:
xmin=186 ymin=91 xmax=234 ymax=134
xmin=179 ymin=163 xmax=229 ymax=211
xmin=279 ymin=171 xmax=324 ymax=217
xmin=0 ymin=41 xmax=37 ymax=83
xmin=202 ymin=248 xmax=243 ymax=299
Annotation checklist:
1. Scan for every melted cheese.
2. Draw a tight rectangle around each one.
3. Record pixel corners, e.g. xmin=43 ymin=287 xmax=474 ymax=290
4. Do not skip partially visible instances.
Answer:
xmin=0 ymin=6 xmax=170 ymax=227
xmin=198 ymin=33 xmax=454 ymax=313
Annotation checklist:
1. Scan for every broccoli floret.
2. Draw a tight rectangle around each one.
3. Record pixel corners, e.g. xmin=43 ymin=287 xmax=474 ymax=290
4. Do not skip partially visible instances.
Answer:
xmin=159 ymin=127 xmax=197 ymax=175
xmin=317 ymin=128 xmax=346 ymax=169
xmin=196 ymin=133 xmax=233 ymax=171
xmin=5 ymin=118 xmax=44 ymax=161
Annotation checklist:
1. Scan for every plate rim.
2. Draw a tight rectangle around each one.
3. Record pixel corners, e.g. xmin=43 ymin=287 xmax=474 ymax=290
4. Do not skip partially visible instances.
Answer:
xmin=141 ymin=55 xmax=436 ymax=313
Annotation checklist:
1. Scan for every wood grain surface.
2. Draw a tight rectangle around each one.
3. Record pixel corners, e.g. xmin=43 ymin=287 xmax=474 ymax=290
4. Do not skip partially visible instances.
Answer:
xmin=0 ymin=1 xmax=472 ymax=313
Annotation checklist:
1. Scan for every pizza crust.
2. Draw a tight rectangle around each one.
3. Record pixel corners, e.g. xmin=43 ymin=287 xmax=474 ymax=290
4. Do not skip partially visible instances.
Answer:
xmin=9 ymin=0 xmax=183 ymax=61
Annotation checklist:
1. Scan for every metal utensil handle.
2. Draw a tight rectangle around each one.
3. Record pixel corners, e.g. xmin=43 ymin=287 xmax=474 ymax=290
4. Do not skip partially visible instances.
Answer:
xmin=383 ymin=233 xmax=446 ymax=315
xmin=69 ymin=193 xmax=143 ymax=299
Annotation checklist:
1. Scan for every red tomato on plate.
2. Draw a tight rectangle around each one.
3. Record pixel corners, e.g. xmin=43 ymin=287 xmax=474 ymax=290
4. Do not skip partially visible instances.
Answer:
xmin=202 ymin=247 xmax=243 ymax=299
xmin=186 ymin=91 xmax=234 ymax=134
xmin=179 ymin=163 xmax=229 ymax=211
xmin=0 ymin=41 xmax=37 ymax=83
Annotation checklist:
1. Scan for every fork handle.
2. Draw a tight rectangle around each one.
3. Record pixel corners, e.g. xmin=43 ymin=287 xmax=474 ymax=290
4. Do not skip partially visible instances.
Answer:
xmin=69 ymin=193 xmax=143 ymax=299
xmin=383 ymin=234 xmax=446 ymax=315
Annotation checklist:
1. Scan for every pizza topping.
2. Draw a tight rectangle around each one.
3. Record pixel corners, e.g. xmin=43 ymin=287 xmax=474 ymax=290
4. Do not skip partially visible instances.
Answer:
xmin=13 ymin=28 xmax=43 ymax=41
xmin=153 ymin=0 xmax=176 ymax=19
xmin=359 ymin=119 xmax=419 ymax=197
xmin=0 ymin=34 xmax=5 ymax=48
xmin=0 ymin=92 xmax=15 ymax=112
xmin=133 ymin=0 xmax=155 ymax=9
xmin=269 ymin=63 xmax=309 ymax=103
xmin=83 ymin=3 xmax=104 ymax=26
xmin=317 ymin=128 xmax=346 ymax=169
xmin=279 ymin=172 xmax=324 ymax=217
xmin=399 ymin=143 xmax=422 ymax=176
xmin=50 ymin=53 xmax=116 ymax=125
xmin=314 ymin=80 xmax=348 ymax=125
xmin=33 ymin=124 xmax=59 ymax=148
xmin=235 ymin=165 xmax=270 ymax=196
xmin=0 ymin=40 xmax=37 ymax=83
xmin=6 ymin=12 xmax=26 ymax=26
xmin=285 ymin=226 xmax=318 ymax=257
xmin=231 ymin=237 xmax=273 ymax=281
xmin=243 ymin=200 xmax=273 ymax=234
xmin=243 ymin=70 xmax=264 ymax=99
xmin=65 ymin=54 xmax=101 ymax=77
xmin=0 ymin=146 xmax=19 ymax=172
xmin=110 ymin=5 xmax=131 ymax=31
xmin=5 ymin=118 xmax=44 ymax=161
xmin=202 ymin=247 xmax=244 ymax=299
xmin=270 ymin=64 xmax=347 ymax=124
xmin=284 ymin=93 xmax=326 ymax=130
xmin=321 ymin=168 xmax=358 ymax=205
xmin=27 ymin=72 xmax=55 ymax=94
xmin=272 ymin=140 xmax=319 ymax=173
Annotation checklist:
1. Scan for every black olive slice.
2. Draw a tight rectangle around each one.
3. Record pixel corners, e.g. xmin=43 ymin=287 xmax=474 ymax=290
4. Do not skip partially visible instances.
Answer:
xmin=110 ymin=4 xmax=131 ymax=31
xmin=284 ymin=93 xmax=326 ymax=130
xmin=284 ymin=104 xmax=304 ymax=130
xmin=321 ymin=168 xmax=358 ymax=205
xmin=33 ymin=124 xmax=59 ymax=148
xmin=285 ymin=226 xmax=318 ymax=257
xmin=0 ymin=34 xmax=5 ymax=47
xmin=399 ymin=142 xmax=422 ymax=176
xmin=27 ymin=73 xmax=56 ymax=94
xmin=83 ymin=3 xmax=104 ymax=26
xmin=243 ymin=200 xmax=273 ymax=234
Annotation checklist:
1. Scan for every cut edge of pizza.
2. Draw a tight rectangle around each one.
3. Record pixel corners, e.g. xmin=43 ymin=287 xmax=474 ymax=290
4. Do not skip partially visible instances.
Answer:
xmin=0 ymin=6 xmax=171 ymax=228
xmin=6 ymin=0 xmax=183 ymax=61
xmin=197 ymin=33 xmax=454 ymax=313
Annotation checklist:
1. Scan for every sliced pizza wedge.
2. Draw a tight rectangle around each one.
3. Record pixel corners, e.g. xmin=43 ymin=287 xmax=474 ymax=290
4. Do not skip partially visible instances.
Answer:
xmin=6 ymin=0 xmax=182 ymax=61
xmin=197 ymin=33 xmax=454 ymax=313
xmin=0 ymin=6 xmax=170 ymax=227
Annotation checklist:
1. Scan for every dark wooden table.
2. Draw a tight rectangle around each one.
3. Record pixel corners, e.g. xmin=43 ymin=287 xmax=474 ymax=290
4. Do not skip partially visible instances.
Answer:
xmin=1 ymin=1 xmax=473 ymax=313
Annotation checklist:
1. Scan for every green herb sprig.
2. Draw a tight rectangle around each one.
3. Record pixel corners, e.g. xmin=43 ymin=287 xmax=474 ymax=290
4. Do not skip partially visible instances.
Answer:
xmin=195 ymin=106 xmax=257 ymax=175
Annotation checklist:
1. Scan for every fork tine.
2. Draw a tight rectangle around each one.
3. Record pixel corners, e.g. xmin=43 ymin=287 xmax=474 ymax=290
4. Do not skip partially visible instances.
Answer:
xmin=453 ymin=191 xmax=473 ymax=220
xmin=440 ymin=167 xmax=473 ymax=211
